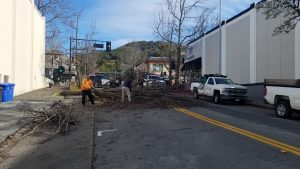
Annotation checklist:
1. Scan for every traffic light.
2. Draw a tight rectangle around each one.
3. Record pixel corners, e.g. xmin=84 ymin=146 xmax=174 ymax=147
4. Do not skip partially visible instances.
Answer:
xmin=181 ymin=57 xmax=185 ymax=63
xmin=58 ymin=66 xmax=65 ymax=74
xmin=106 ymin=41 xmax=111 ymax=52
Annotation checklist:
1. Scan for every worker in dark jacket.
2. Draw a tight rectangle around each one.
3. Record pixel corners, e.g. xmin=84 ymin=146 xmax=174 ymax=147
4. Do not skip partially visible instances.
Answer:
xmin=121 ymin=77 xmax=132 ymax=102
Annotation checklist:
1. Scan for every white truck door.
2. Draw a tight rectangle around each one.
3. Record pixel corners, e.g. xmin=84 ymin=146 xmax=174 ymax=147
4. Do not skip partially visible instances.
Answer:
xmin=197 ymin=77 xmax=206 ymax=95
xmin=204 ymin=78 xmax=215 ymax=96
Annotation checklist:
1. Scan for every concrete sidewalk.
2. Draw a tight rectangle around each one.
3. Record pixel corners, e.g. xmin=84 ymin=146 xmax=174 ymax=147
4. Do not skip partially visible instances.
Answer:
xmin=0 ymin=87 xmax=95 ymax=169
xmin=0 ymin=86 xmax=66 ymax=143
xmin=0 ymin=101 xmax=53 ymax=142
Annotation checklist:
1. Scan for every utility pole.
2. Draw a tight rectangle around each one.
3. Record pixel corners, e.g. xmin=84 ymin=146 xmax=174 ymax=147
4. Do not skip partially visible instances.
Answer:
xmin=75 ymin=15 xmax=79 ymax=57
xmin=69 ymin=15 xmax=79 ymax=88
xmin=51 ymin=51 xmax=54 ymax=80
xmin=69 ymin=36 xmax=72 ymax=88
xmin=219 ymin=0 xmax=222 ymax=74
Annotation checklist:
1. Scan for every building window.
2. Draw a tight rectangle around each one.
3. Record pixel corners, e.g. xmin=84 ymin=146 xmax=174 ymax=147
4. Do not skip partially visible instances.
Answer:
xmin=152 ymin=64 xmax=163 ymax=72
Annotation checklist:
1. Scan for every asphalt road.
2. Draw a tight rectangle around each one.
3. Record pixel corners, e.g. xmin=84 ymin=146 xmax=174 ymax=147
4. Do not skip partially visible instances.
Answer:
xmin=93 ymin=101 xmax=300 ymax=169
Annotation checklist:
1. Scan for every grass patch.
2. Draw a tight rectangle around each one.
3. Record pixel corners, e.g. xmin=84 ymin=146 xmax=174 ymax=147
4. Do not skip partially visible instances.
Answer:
xmin=60 ymin=87 xmax=81 ymax=96
xmin=51 ymin=92 xmax=60 ymax=96
xmin=70 ymin=87 xmax=81 ymax=93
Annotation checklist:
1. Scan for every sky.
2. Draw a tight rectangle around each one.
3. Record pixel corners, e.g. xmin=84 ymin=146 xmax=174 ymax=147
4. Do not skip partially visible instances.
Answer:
xmin=72 ymin=0 xmax=261 ymax=49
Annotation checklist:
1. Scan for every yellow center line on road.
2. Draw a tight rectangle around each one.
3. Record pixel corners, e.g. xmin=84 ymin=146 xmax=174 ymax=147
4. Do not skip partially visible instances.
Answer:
xmin=175 ymin=107 xmax=300 ymax=156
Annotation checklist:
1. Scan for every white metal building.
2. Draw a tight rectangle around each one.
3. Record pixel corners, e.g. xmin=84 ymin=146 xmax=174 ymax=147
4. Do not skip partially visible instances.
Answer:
xmin=185 ymin=2 xmax=300 ymax=85
xmin=0 ymin=0 xmax=46 ymax=96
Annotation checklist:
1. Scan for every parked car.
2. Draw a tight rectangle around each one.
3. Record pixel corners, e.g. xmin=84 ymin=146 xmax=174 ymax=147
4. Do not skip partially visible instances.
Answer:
xmin=143 ymin=74 xmax=166 ymax=86
xmin=264 ymin=79 xmax=300 ymax=118
xmin=110 ymin=79 xmax=121 ymax=87
xmin=191 ymin=74 xmax=248 ymax=104
xmin=90 ymin=75 xmax=110 ymax=88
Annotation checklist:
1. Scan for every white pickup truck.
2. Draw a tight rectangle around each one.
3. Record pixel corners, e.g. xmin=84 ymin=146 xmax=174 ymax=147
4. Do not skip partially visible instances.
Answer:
xmin=264 ymin=79 xmax=300 ymax=118
xmin=191 ymin=75 xmax=248 ymax=104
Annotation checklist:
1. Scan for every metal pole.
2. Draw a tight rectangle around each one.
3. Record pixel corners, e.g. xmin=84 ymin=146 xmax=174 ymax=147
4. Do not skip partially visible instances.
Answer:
xmin=51 ymin=54 xmax=54 ymax=79
xmin=219 ymin=0 xmax=222 ymax=74
xmin=69 ymin=36 xmax=72 ymax=88
xmin=75 ymin=15 xmax=79 ymax=56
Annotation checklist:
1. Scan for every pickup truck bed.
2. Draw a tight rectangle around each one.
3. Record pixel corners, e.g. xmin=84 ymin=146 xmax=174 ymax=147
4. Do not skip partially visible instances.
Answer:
xmin=264 ymin=79 xmax=300 ymax=118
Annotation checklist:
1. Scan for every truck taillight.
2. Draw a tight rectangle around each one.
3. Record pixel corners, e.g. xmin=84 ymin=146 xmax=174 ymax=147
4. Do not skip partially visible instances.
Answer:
xmin=264 ymin=87 xmax=267 ymax=96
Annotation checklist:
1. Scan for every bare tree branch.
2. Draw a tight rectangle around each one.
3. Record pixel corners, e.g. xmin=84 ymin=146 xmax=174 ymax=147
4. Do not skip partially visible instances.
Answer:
xmin=153 ymin=0 xmax=213 ymax=85
xmin=257 ymin=0 xmax=300 ymax=35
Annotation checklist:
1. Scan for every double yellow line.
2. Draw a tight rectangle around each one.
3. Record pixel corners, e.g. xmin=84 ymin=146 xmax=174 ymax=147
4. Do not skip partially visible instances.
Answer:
xmin=175 ymin=108 xmax=300 ymax=156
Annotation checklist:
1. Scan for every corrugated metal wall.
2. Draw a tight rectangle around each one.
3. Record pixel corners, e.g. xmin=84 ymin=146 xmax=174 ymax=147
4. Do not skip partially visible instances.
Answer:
xmin=186 ymin=5 xmax=298 ymax=84
xmin=194 ymin=40 xmax=202 ymax=59
xmin=256 ymin=12 xmax=295 ymax=82
xmin=226 ymin=16 xmax=250 ymax=84
xmin=205 ymin=32 xmax=220 ymax=74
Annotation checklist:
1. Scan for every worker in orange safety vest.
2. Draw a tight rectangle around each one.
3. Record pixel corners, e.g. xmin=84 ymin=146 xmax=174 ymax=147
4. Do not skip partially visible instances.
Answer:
xmin=81 ymin=75 xmax=95 ymax=106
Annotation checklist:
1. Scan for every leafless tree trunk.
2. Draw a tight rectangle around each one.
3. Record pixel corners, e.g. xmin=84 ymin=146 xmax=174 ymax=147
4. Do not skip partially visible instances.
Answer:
xmin=120 ymin=43 xmax=143 ymax=70
xmin=35 ymin=0 xmax=81 ymax=46
xmin=153 ymin=0 xmax=212 ymax=85
xmin=257 ymin=0 xmax=300 ymax=35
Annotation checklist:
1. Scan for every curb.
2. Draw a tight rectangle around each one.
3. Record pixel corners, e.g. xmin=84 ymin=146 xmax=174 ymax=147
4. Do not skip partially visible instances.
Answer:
xmin=246 ymin=101 xmax=273 ymax=110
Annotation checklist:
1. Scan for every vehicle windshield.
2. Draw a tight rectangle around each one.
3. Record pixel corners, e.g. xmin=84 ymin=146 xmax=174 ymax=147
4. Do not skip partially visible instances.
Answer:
xmin=149 ymin=76 xmax=161 ymax=80
xmin=91 ymin=76 xmax=107 ymax=81
xmin=215 ymin=78 xmax=235 ymax=85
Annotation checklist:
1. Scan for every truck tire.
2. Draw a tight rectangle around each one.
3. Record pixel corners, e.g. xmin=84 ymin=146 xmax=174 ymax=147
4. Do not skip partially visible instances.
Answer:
xmin=275 ymin=100 xmax=292 ymax=118
xmin=193 ymin=89 xmax=199 ymax=99
xmin=213 ymin=91 xmax=221 ymax=104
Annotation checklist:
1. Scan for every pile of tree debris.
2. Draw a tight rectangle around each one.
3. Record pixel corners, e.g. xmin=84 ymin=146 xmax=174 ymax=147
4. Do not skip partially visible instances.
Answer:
xmin=0 ymin=101 xmax=75 ymax=160
xmin=17 ymin=101 xmax=74 ymax=142
xmin=93 ymin=87 xmax=201 ymax=108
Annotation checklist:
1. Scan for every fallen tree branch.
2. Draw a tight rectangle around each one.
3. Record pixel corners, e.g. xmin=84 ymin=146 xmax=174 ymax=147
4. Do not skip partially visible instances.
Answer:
xmin=17 ymin=101 xmax=75 ymax=143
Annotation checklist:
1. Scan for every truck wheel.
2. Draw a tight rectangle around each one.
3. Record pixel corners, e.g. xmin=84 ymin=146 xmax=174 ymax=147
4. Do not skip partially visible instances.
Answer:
xmin=193 ymin=90 xmax=199 ymax=99
xmin=275 ymin=100 xmax=292 ymax=118
xmin=213 ymin=92 xmax=221 ymax=104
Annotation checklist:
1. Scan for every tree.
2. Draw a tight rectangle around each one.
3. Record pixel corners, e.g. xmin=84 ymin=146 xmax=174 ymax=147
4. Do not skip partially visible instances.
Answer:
xmin=154 ymin=0 xmax=212 ymax=85
xmin=72 ymin=22 xmax=98 ymax=84
xmin=119 ymin=43 xmax=146 ymax=70
xmin=95 ymin=52 xmax=120 ymax=73
xmin=157 ymin=43 xmax=177 ymax=80
xmin=257 ymin=0 xmax=300 ymax=35
xmin=35 ymin=0 xmax=81 ymax=44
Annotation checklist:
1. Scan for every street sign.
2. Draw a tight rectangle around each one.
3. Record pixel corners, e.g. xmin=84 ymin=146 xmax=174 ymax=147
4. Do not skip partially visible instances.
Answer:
xmin=93 ymin=43 xmax=104 ymax=48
